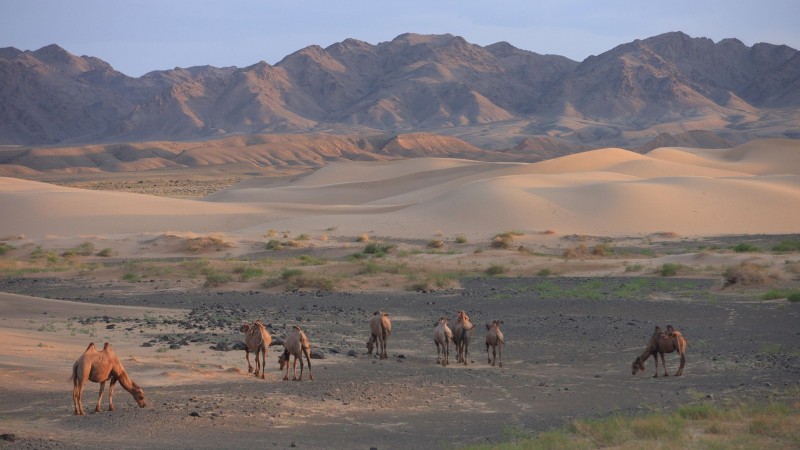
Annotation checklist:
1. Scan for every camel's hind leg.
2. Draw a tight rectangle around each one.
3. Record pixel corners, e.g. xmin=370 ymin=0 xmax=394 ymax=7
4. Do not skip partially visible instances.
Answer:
xmin=108 ymin=378 xmax=116 ymax=411
xmin=498 ymin=343 xmax=503 ymax=368
xmin=660 ymin=353 xmax=669 ymax=377
xmin=676 ymin=351 xmax=685 ymax=376
xmin=73 ymin=378 xmax=85 ymax=415
xmin=245 ymin=349 xmax=254 ymax=373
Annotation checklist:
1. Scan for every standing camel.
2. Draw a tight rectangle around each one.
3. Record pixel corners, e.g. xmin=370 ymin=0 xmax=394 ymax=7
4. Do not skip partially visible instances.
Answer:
xmin=451 ymin=310 xmax=474 ymax=365
xmin=278 ymin=325 xmax=313 ymax=381
xmin=433 ymin=317 xmax=453 ymax=366
xmin=485 ymin=320 xmax=505 ymax=367
xmin=71 ymin=342 xmax=146 ymax=415
xmin=632 ymin=325 xmax=687 ymax=377
xmin=240 ymin=319 xmax=272 ymax=379
xmin=366 ymin=311 xmax=392 ymax=359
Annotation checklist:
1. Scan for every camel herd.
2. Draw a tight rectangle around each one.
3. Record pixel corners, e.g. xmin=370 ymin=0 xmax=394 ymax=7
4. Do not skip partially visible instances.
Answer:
xmin=70 ymin=309 xmax=687 ymax=415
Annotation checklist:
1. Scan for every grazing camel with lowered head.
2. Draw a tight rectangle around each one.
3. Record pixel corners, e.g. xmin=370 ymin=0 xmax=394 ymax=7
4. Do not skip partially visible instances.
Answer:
xmin=451 ymin=310 xmax=474 ymax=365
xmin=278 ymin=325 xmax=313 ymax=381
xmin=366 ymin=311 xmax=391 ymax=359
xmin=485 ymin=320 xmax=505 ymax=367
xmin=71 ymin=342 xmax=146 ymax=415
xmin=632 ymin=325 xmax=687 ymax=377
xmin=240 ymin=319 xmax=272 ymax=379
xmin=433 ymin=317 xmax=453 ymax=367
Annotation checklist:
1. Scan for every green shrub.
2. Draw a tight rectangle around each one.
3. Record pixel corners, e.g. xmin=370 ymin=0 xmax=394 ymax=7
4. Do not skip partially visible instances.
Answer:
xmin=625 ymin=263 xmax=644 ymax=272
xmin=454 ymin=235 xmax=468 ymax=244
xmin=537 ymin=268 xmax=552 ymax=277
xmin=0 ymin=243 xmax=15 ymax=255
xmin=203 ymin=270 xmax=232 ymax=288
xmin=485 ymin=265 xmax=507 ymax=276
xmin=788 ymin=291 xmax=800 ymax=303
xmin=363 ymin=242 xmax=395 ymax=256
xmin=96 ymin=248 xmax=114 ymax=257
xmin=297 ymin=255 xmax=327 ymax=266
xmin=772 ymin=240 xmax=800 ymax=252
xmin=732 ymin=243 xmax=760 ymax=253
xmin=280 ymin=268 xmax=335 ymax=291
xmin=122 ymin=272 xmax=139 ymax=282
xmin=427 ymin=239 xmax=445 ymax=249
xmin=265 ymin=240 xmax=283 ymax=250
xmin=659 ymin=263 xmax=681 ymax=277
xmin=233 ymin=265 xmax=265 ymax=281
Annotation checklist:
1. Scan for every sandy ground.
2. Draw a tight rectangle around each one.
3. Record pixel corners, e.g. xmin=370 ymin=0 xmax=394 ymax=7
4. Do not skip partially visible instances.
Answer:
xmin=1 ymin=140 xmax=799 ymax=448
xmin=0 ymin=277 xmax=799 ymax=449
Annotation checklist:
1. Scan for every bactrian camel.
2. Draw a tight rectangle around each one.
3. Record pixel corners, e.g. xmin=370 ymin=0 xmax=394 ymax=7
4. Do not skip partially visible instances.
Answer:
xmin=433 ymin=317 xmax=453 ymax=367
xmin=632 ymin=325 xmax=687 ymax=377
xmin=240 ymin=319 xmax=272 ymax=379
xmin=278 ymin=325 xmax=313 ymax=381
xmin=485 ymin=320 xmax=505 ymax=367
xmin=71 ymin=342 xmax=146 ymax=415
xmin=366 ymin=311 xmax=391 ymax=359
xmin=451 ymin=310 xmax=474 ymax=365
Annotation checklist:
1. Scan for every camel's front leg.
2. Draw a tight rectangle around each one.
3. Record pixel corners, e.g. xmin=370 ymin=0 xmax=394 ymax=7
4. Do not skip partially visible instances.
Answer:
xmin=108 ymin=378 xmax=116 ymax=411
xmin=652 ymin=355 xmax=659 ymax=378
xmin=498 ymin=344 xmax=503 ymax=368
xmin=660 ymin=353 xmax=669 ymax=377
xmin=259 ymin=347 xmax=267 ymax=379
xmin=292 ymin=356 xmax=299 ymax=381
xmin=95 ymin=381 xmax=106 ymax=413
xmin=435 ymin=342 xmax=442 ymax=365
xmin=254 ymin=350 xmax=261 ymax=378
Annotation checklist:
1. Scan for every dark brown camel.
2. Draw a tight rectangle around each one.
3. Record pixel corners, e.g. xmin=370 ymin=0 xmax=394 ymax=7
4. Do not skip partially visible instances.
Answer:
xmin=71 ymin=342 xmax=146 ymax=415
xmin=632 ymin=325 xmax=687 ymax=377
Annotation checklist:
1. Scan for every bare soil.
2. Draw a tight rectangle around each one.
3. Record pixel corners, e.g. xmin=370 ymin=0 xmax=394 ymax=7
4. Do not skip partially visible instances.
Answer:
xmin=1 ymin=276 xmax=799 ymax=449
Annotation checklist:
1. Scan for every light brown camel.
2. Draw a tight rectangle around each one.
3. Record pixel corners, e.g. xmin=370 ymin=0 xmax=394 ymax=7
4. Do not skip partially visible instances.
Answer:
xmin=278 ymin=325 xmax=313 ymax=381
xmin=240 ymin=319 xmax=272 ymax=379
xmin=433 ymin=317 xmax=453 ymax=367
xmin=632 ymin=325 xmax=687 ymax=377
xmin=485 ymin=320 xmax=505 ymax=367
xmin=451 ymin=310 xmax=474 ymax=365
xmin=366 ymin=311 xmax=392 ymax=359
xmin=71 ymin=342 xmax=146 ymax=415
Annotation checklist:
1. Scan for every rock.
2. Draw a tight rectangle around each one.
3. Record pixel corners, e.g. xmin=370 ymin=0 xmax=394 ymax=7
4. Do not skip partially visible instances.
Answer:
xmin=310 ymin=349 xmax=325 ymax=359
xmin=189 ymin=411 xmax=200 ymax=417
xmin=141 ymin=342 xmax=153 ymax=347
xmin=0 ymin=434 xmax=16 ymax=442
xmin=348 ymin=350 xmax=357 ymax=357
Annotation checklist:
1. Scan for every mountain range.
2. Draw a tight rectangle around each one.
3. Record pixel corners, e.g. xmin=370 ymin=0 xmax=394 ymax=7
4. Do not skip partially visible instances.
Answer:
xmin=1 ymin=31 xmax=799 ymax=150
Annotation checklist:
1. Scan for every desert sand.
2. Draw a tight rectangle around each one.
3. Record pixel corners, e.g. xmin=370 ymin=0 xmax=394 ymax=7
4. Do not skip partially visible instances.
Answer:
xmin=1 ymin=139 xmax=799 ymax=448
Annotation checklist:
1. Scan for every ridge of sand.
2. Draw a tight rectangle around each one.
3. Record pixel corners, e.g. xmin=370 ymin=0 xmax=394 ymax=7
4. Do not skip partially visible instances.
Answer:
xmin=1 ymin=139 xmax=799 ymax=239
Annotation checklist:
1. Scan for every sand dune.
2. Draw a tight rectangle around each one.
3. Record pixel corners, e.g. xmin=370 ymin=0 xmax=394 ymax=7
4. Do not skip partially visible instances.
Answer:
xmin=1 ymin=139 xmax=799 ymax=239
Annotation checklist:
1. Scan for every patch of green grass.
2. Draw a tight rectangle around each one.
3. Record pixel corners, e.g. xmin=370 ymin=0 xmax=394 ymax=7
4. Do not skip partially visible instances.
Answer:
xmin=203 ymin=270 xmax=232 ymax=288
xmin=789 ymin=291 xmax=800 ymax=303
xmin=772 ymin=240 xmax=800 ymax=252
xmin=625 ymin=262 xmax=644 ymax=272
xmin=297 ymin=255 xmax=327 ymax=266
xmin=407 ymin=273 xmax=459 ymax=292
xmin=265 ymin=239 xmax=284 ymax=250
xmin=658 ymin=263 xmax=682 ymax=277
xmin=232 ymin=264 xmax=265 ymax=281
xmin=761 ymin=288 xmax=800 ymax=300
xmin=536 ymin=268 xmax=552 ymax=277
xmin=181 ymin=258 xmax=211 ymax=278
xmin=63 ymin=242 xmax=95 ymax=257
xmin=732 ymin=243 xmax=761 ymax=253
xmin=279 ymin=268 xmax=336 ymax=291
xmin=122 ymin=272 xmax=140 ymax=282
xmin=96 ymin=248 xmax=114 ymax=257
xmin=454 ymin=235 xmax=468 ymax=244
xmin=0 ymin=243 xmax=15 ymax=255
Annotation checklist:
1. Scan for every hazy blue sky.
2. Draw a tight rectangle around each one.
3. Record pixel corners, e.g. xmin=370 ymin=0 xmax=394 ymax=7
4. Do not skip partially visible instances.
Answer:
xmin=3 ymin=0 xmax=799 ymax=77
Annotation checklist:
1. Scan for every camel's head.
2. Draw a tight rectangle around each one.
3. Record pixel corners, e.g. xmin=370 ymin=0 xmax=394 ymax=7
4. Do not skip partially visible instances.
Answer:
xmin=278 ymin=349 xmax=290 ymax=371
xmin=666 ymin=324 xmax=675 ymax=334
xmin=654 ymin=326 xmax=662 ymax=334
xmin=632 ymin=356 xmax=645 ymax=375
xmin=131 ymin=384 xmax=147 ymax=408
xmin=486 ymin=320 xmax=503 ymax=331
xmin=239 ymin=323 xmax=251 ymax=333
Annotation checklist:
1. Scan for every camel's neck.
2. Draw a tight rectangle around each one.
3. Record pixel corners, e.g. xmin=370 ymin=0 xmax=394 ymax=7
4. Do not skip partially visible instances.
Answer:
xmin=115 ymin=370 xmax=137 ymax=393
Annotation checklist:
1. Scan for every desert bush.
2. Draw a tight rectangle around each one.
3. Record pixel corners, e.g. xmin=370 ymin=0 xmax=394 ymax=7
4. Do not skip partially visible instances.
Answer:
xmin=732 ymin=243 xmax=761 ymax=253
xmin=232 ymin=264 xmax=265 ymax=281
xmin=356 ymin=233 xmax=369 ymax=242
xmin=592 ymin=243 xmax=614 ymax=256
xmin=122 ymin=272 xmax=139 ymax=282
xmin=427 ymin=239 xmax=445 ymax=249
xmin=280 ymin=268 xmax=335 ymax=291
xmin=265 ymin=239 xmax=283 ymax=250
xmin=491 ymin=235 xmax=513 ymax=249
xmin=788 ymin=291 xmax=800 ymax=303
xmin=723 ymin=262 xmax=767 ymax=287
xmin=63 ymin=242 xmax=95 ymax=257
xmin=296 ymin=234 xmax=310 ymax=241
xmin=185 ymin=236 xmax=231 ymax=253
xmin=454 ymin=235 xmax=468 ymax=244
xmin=0 ymin=243 xmax=15 ymax=255
xmin=537 ymin=268 xmax=552 ymax=277
xmin=203 ymin=270 xmax=232 ymax=288
xmin=659 ymin=263 xmax=682 ymax=277
xmin=181 ymin=258 xmax=211 ymax=278
xmin=96 ymin=248 xmax=114 ymax=257
xmin=408 ymin=273 xmax=458 ymax=292
xmin=363 ymin=242 xmax=395 ymax=256
xmin=625 ymin=263 xmax=644 ymax=272
xmin=485 ymin=265 xmax=507 ymax=276
xmin=563 ymin=244 xmax=589 ymax=259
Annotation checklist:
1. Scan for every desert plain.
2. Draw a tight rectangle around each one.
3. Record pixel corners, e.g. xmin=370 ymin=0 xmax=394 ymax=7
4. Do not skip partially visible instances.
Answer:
xmin=1 ymin=138 xmax=800 ymax=448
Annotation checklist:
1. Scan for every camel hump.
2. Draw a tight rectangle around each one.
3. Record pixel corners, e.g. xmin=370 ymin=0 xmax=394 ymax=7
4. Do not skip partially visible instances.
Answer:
xmin=103 ymin=342 xmax=111 ymax=351
xmin=382 ymin=312 xmax=389 ymax=317
xmin=373 ymin=310 xmax=381 ymax=316
xmin=292 ymin=325 xmax=303 ymax=332
xmin=84 ymin=342 xmax=97 ymax=352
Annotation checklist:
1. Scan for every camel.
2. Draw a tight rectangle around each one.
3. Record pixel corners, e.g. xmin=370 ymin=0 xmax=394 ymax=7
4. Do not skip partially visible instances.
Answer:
xmin=366 ymin=311 xmax=391 ymax=359
xmin=433 ymin=317 xmax=453 ymax=367
xmin=278 ymin=325 xmax=313 ymax=381
xmin=451 ymin=310 xmax=474 ymax=365
xmin=240 ymin=319 xmax=272 ymax=379
xmin=71 ymin=342 xmax=146 ymax=415
xmin=485 ymin=320 xmax=505 ymax=367
xmin=632 ymin=325 xmax=687 ymax=377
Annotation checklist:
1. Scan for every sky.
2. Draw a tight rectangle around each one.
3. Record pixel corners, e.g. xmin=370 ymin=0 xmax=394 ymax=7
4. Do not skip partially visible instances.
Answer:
xmin=3 ymin=0 xmax=799 ymax=77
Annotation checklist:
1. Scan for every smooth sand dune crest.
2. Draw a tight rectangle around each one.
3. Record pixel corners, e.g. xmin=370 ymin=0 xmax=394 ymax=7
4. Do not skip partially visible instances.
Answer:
xmin=1 ymin=139 xmax=799 ymax=239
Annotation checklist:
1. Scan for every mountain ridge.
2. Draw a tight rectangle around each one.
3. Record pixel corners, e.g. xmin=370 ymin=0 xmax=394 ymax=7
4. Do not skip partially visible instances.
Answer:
xmin=1 ymin=31 xmax=798 ymax=150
